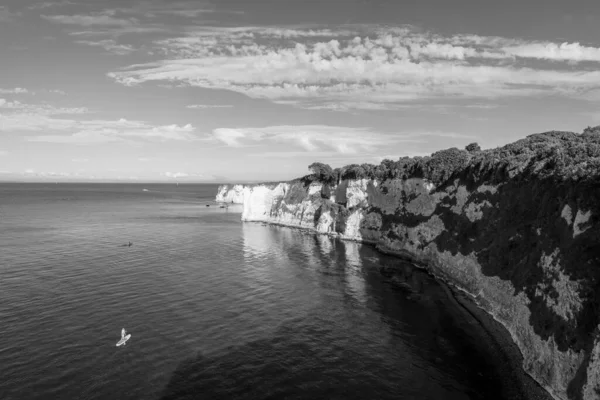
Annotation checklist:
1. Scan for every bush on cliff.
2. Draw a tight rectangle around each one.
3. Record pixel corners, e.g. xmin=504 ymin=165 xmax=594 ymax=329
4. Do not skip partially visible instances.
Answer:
xmin=426 ymin=148 xmax=472 ymax=185
xmin=582 ymin=125 xmax=600 ymax=136
xmin=339 ymin=164 xmax=365 ymax=180
xmin=308 ymin=162 xmax=334 ymax=183
xmin=466 ymin=142 xmax=481 ymax=152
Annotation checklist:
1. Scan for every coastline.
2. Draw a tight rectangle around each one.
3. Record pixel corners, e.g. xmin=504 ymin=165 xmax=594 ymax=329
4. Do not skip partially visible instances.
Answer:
xmin=446 ymin=283 xmax=554 ymax=400
xmin=241 ymin=219 xmax=556 ymax=399
xmin=220 ymin=129 xmax=600 ymax=399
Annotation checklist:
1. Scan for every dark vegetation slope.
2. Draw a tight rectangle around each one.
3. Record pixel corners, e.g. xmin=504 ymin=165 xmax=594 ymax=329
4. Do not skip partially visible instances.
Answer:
xmin=300 ymin=126 xmax=600 ymax=400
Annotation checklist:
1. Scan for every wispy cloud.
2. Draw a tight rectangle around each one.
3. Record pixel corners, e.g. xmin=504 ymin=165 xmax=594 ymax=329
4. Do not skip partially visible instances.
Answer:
xmin=113 ymin=1 xmax=243 ymax=18
xmin=463 ymin=103 xmax=501 ymax=109
xmin=75 ymin=39 xmax=135 ymax=55
xmin=209 ymin=125 xmax=411 ymax=154
xmin=109 ymin=26 xmax=600 ymax=110
xmin=40 ymin=1 xmax=241 ymax=38
xmin=502 ymin=42 xmax=600 ymax=62
xmin=68 ymin=25 xmax=168 ymax=37
xmin=247 ymin=151 xmax=371 ymax=159
xmin=0 ymin=113 xmax=77 ymax=131
xmin=162 ymin=171 xmax=205 ymax=179
xmin=39 ymin=6 xmax=165 ymax=47
xmin=0 ymin=88 xmax=30 ymax=95
xmin=41 ymin=13 xmax=135 ymax=27
xmin=23 ymin=169 xmax=73 ymax=178
xmin=0 ymin=98 xmax=87 ymax=114
xmin=186 ymin=104 xmax=233 ymax=109
xmin=27 ymin=119 xmax=198 ymax=144
xmin=29 ymin=1 xmax=75 ymax=10
xmin=0 ymin=98 xmax=197 ymax=143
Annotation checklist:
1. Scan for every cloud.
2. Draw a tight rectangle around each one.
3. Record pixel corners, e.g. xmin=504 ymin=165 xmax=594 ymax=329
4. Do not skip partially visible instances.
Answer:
xmin=211 ymin=128 xmax=255 ymax=147
xmin=112 ymin=1 xmax=243 ymax=18
xmin=0 ymin=99 xmax=88 ymax=115
xmin=43 ymin=2 xmax=239 ymax=38
xmin=502 ymin=42 xmax=600 ymax=62
xmin=247 ymin=151 xmax=371 ymax=159
xmin=29 ymin=1 xmax=75 ymax=10
xmin=109 ymin=26 xmax=600 ymax=110
xmin=28 ymin=131 xmax=127 ymax=144
xmin=72 ymin=158 xmax=88 ymax=162
xmin=27 ymin=119 xmax=197 ymax=144
xmin=0 ymin=113 xmax=78 ymax=131
xmin=23 ymin=169 xmax=73 ymax=178
xmin=186 ymin=104 xmax=233 ymax=109
xmin=463 ymin=103 xmax=500 ymax=109
xmin=211 ymin=126 xmax=476 ymax=159
xmin=0 ymin=88 xmax=29 ymax=94
xmin=0 ymin=99 xmax=196 ymax=143
xmin=68 ymin=25 xmax=168 ymax=37
xmin=75 ymin=39 xmax=135 ymax=55
xmin=0 ymin=150 xmax=7 ymax=156
xmin=162 ymin=172 xmax=204 ymax=179
xmin=209 ymin=125 xmax=409 ymax=154
xmin=41 ymin=13 xmax=135 ymax=26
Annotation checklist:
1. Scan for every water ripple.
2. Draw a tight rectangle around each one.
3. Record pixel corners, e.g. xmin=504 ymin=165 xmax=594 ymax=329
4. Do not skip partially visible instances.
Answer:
xmin=0 ymin=183 xmax=551 ymax=400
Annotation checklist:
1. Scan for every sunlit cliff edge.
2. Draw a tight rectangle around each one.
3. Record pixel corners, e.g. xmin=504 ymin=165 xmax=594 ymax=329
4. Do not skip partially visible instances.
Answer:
xmin=216 ymin=128 xmax=600 ymax=400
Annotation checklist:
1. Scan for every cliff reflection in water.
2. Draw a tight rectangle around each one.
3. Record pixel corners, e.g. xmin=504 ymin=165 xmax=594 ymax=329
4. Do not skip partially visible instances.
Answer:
xmin=159 ymin=223 xmax=550 ymax=400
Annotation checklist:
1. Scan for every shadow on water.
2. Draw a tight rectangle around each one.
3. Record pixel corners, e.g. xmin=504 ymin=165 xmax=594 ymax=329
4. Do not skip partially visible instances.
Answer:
xmin=159 ymin=323 xmax=397 ymax=400
xmin=157 ymin=227 xmax=551 ymax=400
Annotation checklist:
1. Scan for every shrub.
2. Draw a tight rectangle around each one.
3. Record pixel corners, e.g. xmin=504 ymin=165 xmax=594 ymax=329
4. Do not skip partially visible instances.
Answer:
xmin=466 ymin=142 xmax=481 ymax=152
xmin=308 ymin=162 xmax=334 ymax=183
xmin=426 ymin=148 xmax=471 ymax=184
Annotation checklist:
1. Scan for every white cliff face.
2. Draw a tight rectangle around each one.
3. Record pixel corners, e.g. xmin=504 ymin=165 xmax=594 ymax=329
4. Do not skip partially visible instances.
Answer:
xmin=242 ymin=183 xmax=288 ymax=222
xmin=242 ymin=182 xmax=336 ymax=232
xmin=340 ymin=210 xmax=364 ymax=240
xmin=345 ymin=179 xmax=370 ymax=208
xmin=241 ymin=179 xmax=369 ymax=240
xmin=334 ymin=179 xmax=370 ymax=208
xmin=216 ymin=184 xmax=246 ymax=204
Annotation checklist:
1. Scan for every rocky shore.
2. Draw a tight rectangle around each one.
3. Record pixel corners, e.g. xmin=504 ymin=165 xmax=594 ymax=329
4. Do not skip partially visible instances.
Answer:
xmin=216 ymin=128 xmax=600 ymax=400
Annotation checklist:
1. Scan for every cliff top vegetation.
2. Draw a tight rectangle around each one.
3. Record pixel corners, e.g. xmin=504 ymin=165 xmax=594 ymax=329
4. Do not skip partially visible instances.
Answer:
xmin=302 ymin=126 xmax=600 ymax=187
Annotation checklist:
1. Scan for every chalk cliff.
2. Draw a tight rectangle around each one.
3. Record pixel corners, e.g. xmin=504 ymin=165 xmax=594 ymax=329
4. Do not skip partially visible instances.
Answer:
xmin=223 ymin=129 xmax=600 ymax=400
xmin=216 ymin=184 xmax=245 ymax=204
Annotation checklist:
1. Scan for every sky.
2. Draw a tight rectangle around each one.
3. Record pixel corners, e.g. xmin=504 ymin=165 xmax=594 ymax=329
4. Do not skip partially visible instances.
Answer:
xmin=1 ymin=0 xmax=600 ymax=182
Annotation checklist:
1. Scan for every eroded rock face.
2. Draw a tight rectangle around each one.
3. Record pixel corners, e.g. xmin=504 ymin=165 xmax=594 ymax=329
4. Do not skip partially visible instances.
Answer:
xmin=216 ymin=184 xmax=246 ymax=203
xmin=237 ymin=132 xmax=600 ymax=400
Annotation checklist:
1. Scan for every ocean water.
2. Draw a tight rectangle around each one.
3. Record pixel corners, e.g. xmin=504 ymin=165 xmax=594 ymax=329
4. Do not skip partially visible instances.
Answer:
xmin=0 ymin=183 xmax=547 ymax=400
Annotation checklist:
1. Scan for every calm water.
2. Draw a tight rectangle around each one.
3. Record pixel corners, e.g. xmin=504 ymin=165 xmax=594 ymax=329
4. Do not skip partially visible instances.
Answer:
xmin=0 ymin=183 xmax=543 ymax=400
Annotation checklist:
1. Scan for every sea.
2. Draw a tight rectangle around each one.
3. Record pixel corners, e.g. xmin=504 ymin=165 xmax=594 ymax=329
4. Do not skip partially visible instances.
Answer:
xmin=0 ymin=182 xmax=551 ymax=400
